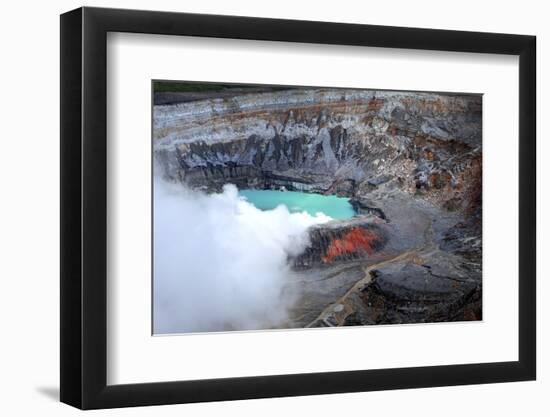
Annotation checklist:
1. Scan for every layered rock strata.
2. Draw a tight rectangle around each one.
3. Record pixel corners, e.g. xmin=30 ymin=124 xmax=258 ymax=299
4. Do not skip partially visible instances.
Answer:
xmin=155 ymin=89 xmax=481 ymax=210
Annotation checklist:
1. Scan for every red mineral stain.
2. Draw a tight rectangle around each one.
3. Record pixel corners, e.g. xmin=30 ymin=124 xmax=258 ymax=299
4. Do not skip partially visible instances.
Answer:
xmin=367 ymin=98 xmax=385 ymax=111
xmin=322 ymin=228 xmax=379 ymax=264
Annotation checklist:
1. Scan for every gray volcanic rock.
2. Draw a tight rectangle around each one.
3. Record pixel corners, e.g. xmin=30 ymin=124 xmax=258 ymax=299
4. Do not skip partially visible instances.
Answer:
xmin=366 ymin=259 xmax=480 ymax=322
xmin=307 ymin=247 xmax=482 ymax=327
xmin=154 ymin=88 xmax=482 ymax=211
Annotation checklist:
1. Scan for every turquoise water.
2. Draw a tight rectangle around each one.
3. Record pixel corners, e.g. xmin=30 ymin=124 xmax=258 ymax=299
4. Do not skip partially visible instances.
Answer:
xmin=239 ymin=189 xmax=355 ymax=219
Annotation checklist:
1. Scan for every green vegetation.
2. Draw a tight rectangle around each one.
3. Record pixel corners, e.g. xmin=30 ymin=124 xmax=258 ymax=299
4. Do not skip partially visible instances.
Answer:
xmin=153 ymin=82 xmax=234 ymax=93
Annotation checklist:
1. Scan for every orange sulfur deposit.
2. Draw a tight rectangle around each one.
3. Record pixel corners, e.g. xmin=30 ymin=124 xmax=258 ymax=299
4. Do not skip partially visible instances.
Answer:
xmin=322 ymin=227 xmax=380 ymax=264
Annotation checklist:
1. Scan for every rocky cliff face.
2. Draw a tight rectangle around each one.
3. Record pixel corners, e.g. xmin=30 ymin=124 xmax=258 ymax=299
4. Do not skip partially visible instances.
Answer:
xmin=154 ymin=89 xmax=482 ymax=211
xmin=154 ymin=87 xmax=482 ymax=328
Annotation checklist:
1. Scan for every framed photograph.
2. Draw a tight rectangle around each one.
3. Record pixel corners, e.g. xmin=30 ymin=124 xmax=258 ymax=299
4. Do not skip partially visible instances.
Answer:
xmin=60 ymin=6 xmax=536 ymax=409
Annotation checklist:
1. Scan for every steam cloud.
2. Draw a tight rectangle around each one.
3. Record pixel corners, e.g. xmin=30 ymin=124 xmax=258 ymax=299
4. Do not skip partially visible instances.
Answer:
xmin=153 ymin=178 xmax=331 ymax=334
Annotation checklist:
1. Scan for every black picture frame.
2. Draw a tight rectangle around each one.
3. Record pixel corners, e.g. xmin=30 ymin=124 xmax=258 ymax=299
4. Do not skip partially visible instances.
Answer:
xmin=60 ymin=6 xmax=536 ymax=410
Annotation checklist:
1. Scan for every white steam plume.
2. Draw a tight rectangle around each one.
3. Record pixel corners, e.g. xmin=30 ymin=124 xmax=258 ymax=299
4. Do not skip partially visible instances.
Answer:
xmin=153 ymin=178 xmax=331 ymax=334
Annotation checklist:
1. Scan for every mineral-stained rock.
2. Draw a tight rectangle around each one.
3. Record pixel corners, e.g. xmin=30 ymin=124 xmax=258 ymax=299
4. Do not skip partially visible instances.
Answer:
xmin=293 ymin=219 xmax=389 ymax=269
xmin=154 ymin=88 xmax=482 ymax=211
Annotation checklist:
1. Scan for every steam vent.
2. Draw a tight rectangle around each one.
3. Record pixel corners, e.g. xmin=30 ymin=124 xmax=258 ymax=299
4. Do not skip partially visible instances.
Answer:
xmin=154 ymin=85 xmax=482 ymax=329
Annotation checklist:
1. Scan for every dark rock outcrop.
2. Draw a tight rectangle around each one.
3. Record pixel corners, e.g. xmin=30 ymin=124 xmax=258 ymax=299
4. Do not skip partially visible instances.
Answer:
xmin=293 ymin=220 xmax=389 ymax=269
xmin=362 ymin=258 xmax=481 ymax=324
